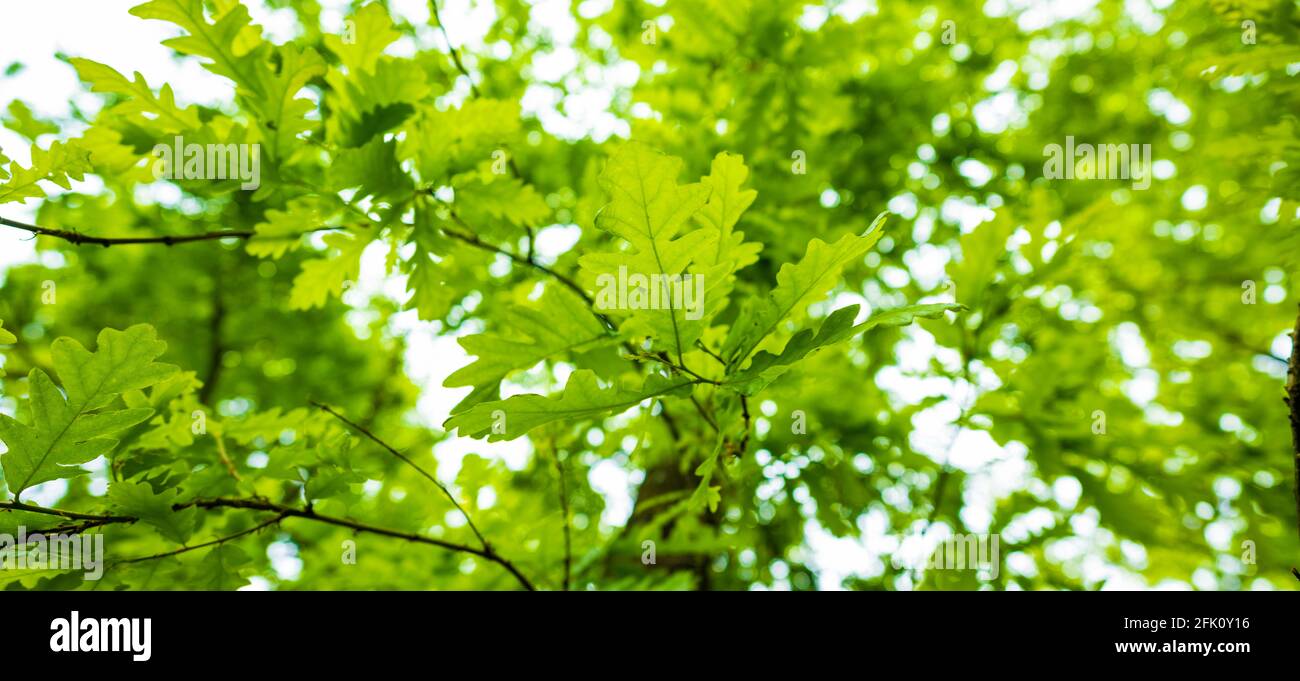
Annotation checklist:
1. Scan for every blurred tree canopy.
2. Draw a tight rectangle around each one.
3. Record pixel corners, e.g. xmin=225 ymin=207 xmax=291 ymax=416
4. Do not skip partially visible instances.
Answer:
xmin=0 ymin=0 xmax=1298 ymax=590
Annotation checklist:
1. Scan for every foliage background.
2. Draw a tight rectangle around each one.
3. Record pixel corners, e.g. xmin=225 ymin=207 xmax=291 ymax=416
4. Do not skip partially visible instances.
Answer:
xmin=0 ymin=0 xmax=1297 ymax=590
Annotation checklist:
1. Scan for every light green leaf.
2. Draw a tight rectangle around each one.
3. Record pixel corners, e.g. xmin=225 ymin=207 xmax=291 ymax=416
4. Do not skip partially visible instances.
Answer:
xmin=444 ymin=286 xmax=615 ymax=414
xmin=0 ymin=325 xmax=177 ymax=496
xmin=452 ymin=172 xmax=551 ymax=234
xmin=405 ymin=98 xmax=522 ymax=179
xmin=108 ymin=480 xmax=198 ymax=544
xmin=0 ymin=140 xmax=92 ymax=204
xmin=247 ymin=195 xmax=341 ymax=259
xmin=694 ymin=151 xmax=761 ymax=272
xmin=580 ymin=142 xmax=713 ymax=355
xmin=289 ymin=232 xmax=371 ymax=309
xmin=722 ymin=302 xmax=964 ymax=394
xmin=250 ymin=45 xmax=326 ymax=162
xmin=69 ymin=58 xmax=202 ymax=132
xmin=130 ymin=0 xmax=266 ymax=96
xmin=3 ymin=100 xmax=59 ymax=140
xmin=328 ymin=137 xmax=409 ymax=200
xmin=722 ymin=212 xmax=888 ymax=366
xmin=445 ymin=370 xmax=695 ymax=441
xmin=324 ymin=3 xmax=400 ymax=74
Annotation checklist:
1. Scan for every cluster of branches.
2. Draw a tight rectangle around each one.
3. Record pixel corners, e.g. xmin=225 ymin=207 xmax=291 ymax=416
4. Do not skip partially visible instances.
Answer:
xmin=0 ymin=402 xmax=537 ymax=590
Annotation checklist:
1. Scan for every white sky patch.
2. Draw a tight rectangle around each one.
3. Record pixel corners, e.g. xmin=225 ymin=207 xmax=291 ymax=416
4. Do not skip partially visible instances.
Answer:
xmin=803 ymin=515 xmax=887 ymax=590
xmin=588 ymin=458 xmax=634 ymax=528
xmin=532 ymin=224 xmax=582 ymax=263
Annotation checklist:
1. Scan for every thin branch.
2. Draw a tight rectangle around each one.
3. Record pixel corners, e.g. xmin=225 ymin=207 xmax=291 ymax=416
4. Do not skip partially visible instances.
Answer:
xmin=691 ymin=394 xmax=719 ymax=433
xmin=429 ymin=0 xmax=482 ymax=98
xmin=440 ymin=217 xmax=601 ymax=314
xmin=197 ymin=281 xmax=225 ymax=405
xmin=630 ymin=351 xmax=721 ymax=385
xmin=5 ymin=496 xmax=537 ymax=590
xmin=115 ymin=514 xmax=284 ymax=566
xmin=212 ymin=431 xmax=244 ymax=484
xmin=0 ymin=215 xmax=338 ymax=248
xmin=695 ymin=339 xmax=728 ymax=367
xmin=738 ymin=395 xmax=750 ymax=453
xmin=185 ymin=497 xmax=536 ymax=590
xmin=0 ymin=500 xmax=132 ymax=522
xmin=548 ymin=439 xmax=572 ymax=591
xmin=310 ymin=400 xmax=491 ymax=551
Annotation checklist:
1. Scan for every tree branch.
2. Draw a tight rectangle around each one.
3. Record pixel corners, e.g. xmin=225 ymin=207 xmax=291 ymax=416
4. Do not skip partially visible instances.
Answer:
xmin=0 ymin=215 xmax=341 ymax=248
xmin=429 ymin=0 xmax=481 ymax=98
xmin=115 ymin=514 xmax=285 ymax=566
xmin=309 ymin=399 xmax=495 ymax=551
xmin=0 ymin=496 xmax=537 ymax=590
xmin=439 ymin=217 xmax=601 ymax=313
xmin=186 ymin=497 xmax=536 ymax=590
xmin=1 ymin=216 xmax=253 ymax=246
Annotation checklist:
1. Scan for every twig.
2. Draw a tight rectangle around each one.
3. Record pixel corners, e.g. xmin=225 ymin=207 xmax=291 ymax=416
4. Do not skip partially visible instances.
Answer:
xmin=185 ymin=497 xmax=536 ymax=590
xmin=115 ymin=514 xmax=284 ymax=565
xmin=0 ymin=500 xmax=134 ymax=523
xmin=695 ymin=340 xmax=728 ymax=367
xmin=738 ymin=395 xmax=750 ymax=453
xmin=0 ymin=501 xmax=137 ymax=535
xmin=3 ymin=497 xmax=537 ymax=590
xmin=629 ymin=351 xmax=720 ymax=385
xmin=198 ymin=281 xmax=225 ymax=405
xmin=213 ymin=432 xmax=243 ymax=483
xmin=0 ymin=215 xmax=338 ymax=247
xmin=309 ymin=400 xmax=492 ymax=551
xmin=548 ymin=439 xmax=572 ymax=591
xmin=691 ymin=394 xmax=719 ymax=433
xmin=429 ymin=0 xmax=482 ymax=97
xmin=440 ymin=221 xmax=599 ymax=316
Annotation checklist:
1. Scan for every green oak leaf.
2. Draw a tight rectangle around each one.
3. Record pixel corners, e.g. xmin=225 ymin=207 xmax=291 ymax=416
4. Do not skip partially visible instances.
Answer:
xmin=580 ymin=142 xmax=713 ymax=356
xmin=0 ymin=325 xmax=178 ymax=497
xmin=130 ymin=0 xmax=266 ymax=97
xmin=323 ymin=2 xmax=400 ymax=74
xmin=694 ymin=151 xmax=762 ymax=273
xmin=108 ymin=480 xmax=198 ymax=544
xmin=722 ymin=212 xmax=889 ymax=366
xmin=69 ymin=58 xmax=202 ymax=133
xmin=0 ymin=140 xmax=92 ymax=204
xmin=722 ymin=302 xmax=964 ymax=395
xmin=289 ymin=232 xmax=371 ymax=309
xmin=445 ymin=370 xmax=695 ymax=441
xmin=444 ymin=286 xmax=615 ymax=414
xmin=0 ymin=319 xmax=14 ymax=377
